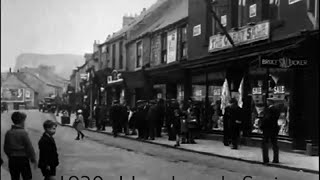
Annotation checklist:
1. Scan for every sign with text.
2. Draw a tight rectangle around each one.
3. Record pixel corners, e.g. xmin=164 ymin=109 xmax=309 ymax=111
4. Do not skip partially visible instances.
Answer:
xmin=25 ymin=90 xmax=31 ymax=101
xmin=209 ymin=21 xmax=270 ymax=52
xmin=107 ymin=70 xmax=123 ymax=84
xmin=1 ymin=88 xmax=24 ymax=102
xmin=193 ymin=25 xmax=201 ymax=37
xmin=273 ymin=86 xmax=285 ymax=94
xmin=260 ymin=57 xmax=308 ymax=68
xmin=167 ymin=29 xmax=177 ymax=64
xmin=252 ymin=87 xmax=262 ymax=95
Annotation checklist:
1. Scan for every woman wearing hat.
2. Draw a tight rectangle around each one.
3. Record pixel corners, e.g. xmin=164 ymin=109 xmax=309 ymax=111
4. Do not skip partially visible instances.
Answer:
xmin=73 ymin=109 xmax=85 ymax=140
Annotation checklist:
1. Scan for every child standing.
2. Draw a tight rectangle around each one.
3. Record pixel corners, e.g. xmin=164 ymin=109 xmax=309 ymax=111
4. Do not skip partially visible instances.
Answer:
xmin=4 ymin=111 xmax=37 ymax=180
xmin=38 ymin=120 xmax=59 ymax=180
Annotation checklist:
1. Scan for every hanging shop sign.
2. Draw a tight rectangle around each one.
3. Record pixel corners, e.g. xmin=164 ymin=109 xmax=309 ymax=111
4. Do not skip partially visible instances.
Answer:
xmin=260 ymin=57 xmax=308 ymax=68
xmin=208 ymin=21 xmax=270 ymax=52
xmin=80 ymin=73 xmax=89 ymax=81
xmin=193 ymin=24 xmax=201 ymax=37
xmin=107 ymin=70 xmax=123 ymax=84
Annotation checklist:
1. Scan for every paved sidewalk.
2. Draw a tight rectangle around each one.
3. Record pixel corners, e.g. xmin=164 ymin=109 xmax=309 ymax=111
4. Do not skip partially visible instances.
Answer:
xmin=1 ymin=166 xmax=11 ymax=179
xmin=54 ymin=113 xmax=319 ymax=174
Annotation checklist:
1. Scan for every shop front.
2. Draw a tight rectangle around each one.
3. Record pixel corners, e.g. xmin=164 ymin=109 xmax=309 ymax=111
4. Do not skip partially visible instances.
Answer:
xmin=183 ymin=29 xmax=318 ymax=151
xmin=105 ymin=70 xmax=126 ymax=106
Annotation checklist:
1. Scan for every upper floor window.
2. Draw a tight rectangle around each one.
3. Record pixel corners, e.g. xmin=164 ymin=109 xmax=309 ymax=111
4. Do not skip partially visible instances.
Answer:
xmin=136 ymin=41 xmax=142 ymax=68
xmin=119 ymin=41 xmax=123 ymax=69
xmin=102 ymin=45 xmax=107 ymax=53
xmin=112 ymin=44 xmax=116 ymax=69
xmin=161 ymin=32 xmax=167 ymax=64
xmin=180 ymin=26 xmax=187 ymax=59
xmin=268 ymin=0 xmax=280 ymax=21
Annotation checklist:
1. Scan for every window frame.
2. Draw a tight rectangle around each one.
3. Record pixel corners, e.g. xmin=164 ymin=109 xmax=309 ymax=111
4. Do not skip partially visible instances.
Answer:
xmin=161 ymin=32 xmax=167 ymax=64
xmin=136 ymin=41 xmax=143 ymax=69
xmin=180 ymin=25 xmax=188 ymax=59
xmin=112 ymin=43 xmax=116 ymax=69
xmin=119 ymin=41 xmax=123 ymax=70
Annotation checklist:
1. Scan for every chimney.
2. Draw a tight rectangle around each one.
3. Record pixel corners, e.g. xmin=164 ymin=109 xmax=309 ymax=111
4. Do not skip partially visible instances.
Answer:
xmin=93 ymin=40 xmax=99 ymax=52
xmin=9 ymin=68 xmax=11 ymax=73
xmin=141 ymin=8 xmax=146 ymax=15
xmin=122 ymin=15 xmax=135 ymax=27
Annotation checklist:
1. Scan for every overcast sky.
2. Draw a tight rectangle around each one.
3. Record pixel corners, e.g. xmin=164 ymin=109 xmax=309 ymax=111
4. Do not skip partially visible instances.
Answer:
xmin=1 ymin=0 xmax=157 ymax=72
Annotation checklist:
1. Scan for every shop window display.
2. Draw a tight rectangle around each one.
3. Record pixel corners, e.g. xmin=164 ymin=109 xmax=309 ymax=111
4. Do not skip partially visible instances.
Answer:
xmin=250 ymin=69 xmax=291 ymax=136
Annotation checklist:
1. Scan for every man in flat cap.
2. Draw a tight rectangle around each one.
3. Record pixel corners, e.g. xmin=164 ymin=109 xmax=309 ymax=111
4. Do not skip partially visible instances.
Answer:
xmin=260 ymin=97 xmax=281 ymax=164
xmin=110 ymin=100 xmax=121 ymax=137
xmin=223 ymin=98 xmax=243 ymax=149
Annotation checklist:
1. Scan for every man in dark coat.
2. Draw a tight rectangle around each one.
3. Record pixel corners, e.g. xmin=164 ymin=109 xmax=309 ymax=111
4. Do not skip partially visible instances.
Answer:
xmin=146 ymin=100 xmax=160 ymax=140
xmin=135 ymin=100 xmax=147 ymax=139
xmin=155 ymin=99 xmax=165 ymax=137
xmin=223 ymin=98 xmax=243 ymax=149
xmin=261 ymin=98 xmax=281 ymax=164
xmin=82 ymin=104 xmax=90 ymax=128
xmin=100 ymin=104 xmax=108 ymax=131
xmin=166 ymin=99 xmax=177 ymax=141
xmin=120 ymin=101 xmax=129 ymax=135
xmin=95 ymin=105 xmax=101 ymax=130
xmin=110 ymin=100 xmax=122 ymax=137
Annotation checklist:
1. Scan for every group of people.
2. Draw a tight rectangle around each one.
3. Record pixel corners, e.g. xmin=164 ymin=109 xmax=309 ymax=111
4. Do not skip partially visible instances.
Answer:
xmin=221 ymin=97 xmax=281 ymax=164
xmin=70 ymin=96 xmax=281 ymax=165
xmin=3 ymin=111 xmax=59 ymax=180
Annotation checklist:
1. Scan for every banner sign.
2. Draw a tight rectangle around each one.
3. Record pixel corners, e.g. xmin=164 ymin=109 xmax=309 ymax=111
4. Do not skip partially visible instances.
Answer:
xmin=260 ymin=57 xmax=308 ymax=68
xmin=209 ymin=21 xmax=270 ymax=52
xmin=107 ymin=70 xmax=123 ymax=84
xmin=80 ymin=73 xmax=89 ymax=80
xmin=1 ymin=88 xmax=24 ymax=102
xmin=167 ymin=29 xmax=177 ymax=64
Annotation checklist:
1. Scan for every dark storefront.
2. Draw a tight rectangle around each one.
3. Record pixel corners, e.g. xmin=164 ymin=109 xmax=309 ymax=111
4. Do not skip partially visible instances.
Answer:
xmin=182 ymin=30 xmax=319 ymax=150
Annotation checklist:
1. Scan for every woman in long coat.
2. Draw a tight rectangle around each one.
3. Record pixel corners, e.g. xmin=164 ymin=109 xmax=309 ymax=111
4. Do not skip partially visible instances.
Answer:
xmin=74 ymin=109 xmax=85 ymax=140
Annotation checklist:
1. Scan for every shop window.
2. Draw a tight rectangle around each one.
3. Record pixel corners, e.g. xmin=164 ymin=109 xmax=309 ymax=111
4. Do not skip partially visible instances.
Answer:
xmin=161 ymin=32 xmax=167 ymax=64
xmin=119 ymin=41 xmax=123 ymax=69
xmin=136 ymin=41 xmax=142 ymax=68
xmin=180 ymin=26 xmax=188 ymax=59
xmin=177 ymin=84 xmax=184 ymax=102
xmin=112 ymin=44 xmax=116 ymax=69
xmin=249 ymin=68 xmax=292 ymax=136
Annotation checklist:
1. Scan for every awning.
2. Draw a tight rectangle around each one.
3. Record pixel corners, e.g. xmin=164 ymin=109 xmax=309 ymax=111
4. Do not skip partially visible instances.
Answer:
xmin=121 ymin=70 xmax=146 ymax=89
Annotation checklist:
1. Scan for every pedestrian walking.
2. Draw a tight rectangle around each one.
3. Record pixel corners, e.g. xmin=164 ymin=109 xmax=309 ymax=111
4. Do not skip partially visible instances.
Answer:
xmin=172 ymin=100 xmax=182 ymax=147
xmin=73 ymin=110 xmax=85 ymax=140
xmin=156 ymin=99 xmax=165 ymax=137
xmin=95 ymin=105 xmax=102 ymax=131
xmin=38 ymin=120 xmax=59 ymax=180
xmin=223 ymin=98 xmax=243 ymax=149
xmin=128 ymin=107 xmax=137 ymax=135
xmin=135 ymin=100 xmax=147 ymax=139
xmin=180 ymin=101 xmax=190 ymax=144
xmin=4 ymin=111 xmax=37 ymax=180
xmin=146 ymin=100 xmax=159 ymax=140
xmin=167 ymin=99 xmax=176 ymax=141
xmin=120 ymin=101 xmax=129 ymax=135
xmin=187 ymin=104 xmax=198 ymax=144
xmin=110 ymin=100 xmax=122 ymax=137
xmin=82 ymin=104 xmax=90 ymax=129
xmin=260 ymin=97 xmax=281 ymax=164
xmin=100 ymin=104 xmax=108 ymax=131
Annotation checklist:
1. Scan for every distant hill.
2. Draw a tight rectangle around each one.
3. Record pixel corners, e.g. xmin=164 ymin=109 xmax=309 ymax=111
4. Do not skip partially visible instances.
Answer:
xmin=14 ymin=53 xmax=85 ymax=79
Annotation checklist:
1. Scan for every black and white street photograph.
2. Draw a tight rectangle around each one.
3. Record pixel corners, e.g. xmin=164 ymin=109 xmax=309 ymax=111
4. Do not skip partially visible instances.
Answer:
xmin=1 ymin=0 xmax=319 ymax=179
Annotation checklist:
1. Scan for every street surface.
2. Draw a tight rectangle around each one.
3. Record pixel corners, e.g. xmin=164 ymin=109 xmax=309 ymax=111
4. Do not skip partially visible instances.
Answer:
xmin=1 ymin=110 xmax=319 ymax=180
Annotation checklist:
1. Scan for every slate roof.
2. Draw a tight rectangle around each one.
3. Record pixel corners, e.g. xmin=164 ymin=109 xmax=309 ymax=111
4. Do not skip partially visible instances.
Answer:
xmin=104 ymin=0 xmax=169 ymax=43
xmin=1 ymin=73 xmax=37 ymax=92
xmin=19 ymin=67 xmax=66 ymax=88
xmin=127 ymin=0 xmax=188 ymax=43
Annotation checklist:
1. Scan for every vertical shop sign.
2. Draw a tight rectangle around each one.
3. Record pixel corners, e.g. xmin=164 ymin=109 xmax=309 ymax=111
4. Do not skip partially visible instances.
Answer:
xmin=167 ymin=29 xmax=177 ymax=63
xmin=193 ymin=25 xmax=201 ymax=36
xmin=151 ymin=35 xmax=161 ymax=66
xmin=249 ymin=4 xmax=257 ymax=18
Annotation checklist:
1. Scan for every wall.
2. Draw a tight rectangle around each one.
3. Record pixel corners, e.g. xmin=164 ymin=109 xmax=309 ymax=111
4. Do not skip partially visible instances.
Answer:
xmin=187 ymin=0 xmax=211 ymax=61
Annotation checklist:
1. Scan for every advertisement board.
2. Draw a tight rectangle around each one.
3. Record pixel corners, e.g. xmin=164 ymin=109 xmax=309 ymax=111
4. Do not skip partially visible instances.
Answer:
xmin=167 ymin=29 xmax=177 ymax=64
xmin=209 ymin=21 xmax=270 ymax=52
xmin=1 ymin=88 xmax=24 ymax=102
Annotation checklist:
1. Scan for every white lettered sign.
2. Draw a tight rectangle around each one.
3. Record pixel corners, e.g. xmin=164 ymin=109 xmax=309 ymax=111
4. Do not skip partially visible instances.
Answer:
xmin=209 ymin=21 xmax=270 ymax=52
xmin=167 ymin=29 xmax=177 ymax=64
